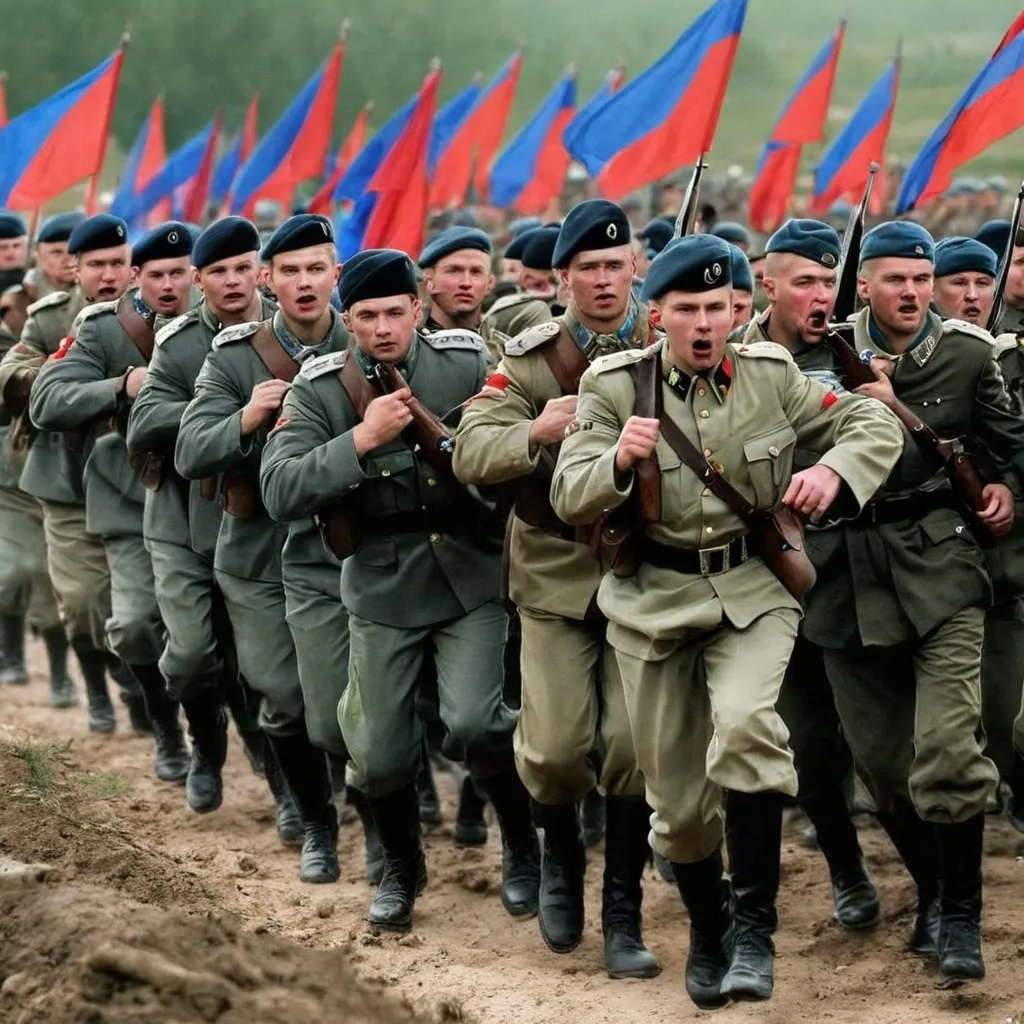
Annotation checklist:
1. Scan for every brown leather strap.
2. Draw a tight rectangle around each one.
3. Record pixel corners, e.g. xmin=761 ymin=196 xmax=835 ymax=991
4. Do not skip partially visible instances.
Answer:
xmin=629 ymin=355 xmax=662 ymax=523
xmin=248 ymin=321 xmax=298 ymax=382
xmin=541 ymin=325 xmax=589 ymax=395
xmin=116 ymin=293 xmax=155 ymax=361
xmin=338 ymin=350 xmax=378 ymax=418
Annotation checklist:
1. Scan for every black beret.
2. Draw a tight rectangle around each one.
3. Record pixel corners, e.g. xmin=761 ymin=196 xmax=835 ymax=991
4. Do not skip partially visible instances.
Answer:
xmin=765 ymin=218 xmax=841 ymax=268
xmin=508 ymin=216 xmax=542 ymax=239
xmin=260 ymin=213 xmax=334 ymax=261
xmin=339 ymin=248 xmax=417 ymax=310
xmin=975 ymin=219 xmax=1011 ymax=256
xmin=193 ymin=217 xmax=261 ymax=270
xmin=729 ymin=244 xmax=753 ymax=293
xmin=36 ymin=211 xmax=85 ymax=244
xmin=67 ymin=214 xmax=129 ymax=256
xmin=184 ymin=223 xmax=204 ymax=246
xmin=522 ymin=226 xmax=560 ymax=272
xmin=552 ymin=199 xmax=631 ymax=269
xmin=860 ymin=221 xmax=935 ymax=264
xmin=418 ymin=226 xmax=492 ymax=268
xmin=0 ymin=211 xmax=26 ymax=239
xmin=505 ymin=227 xmax=539 ymax=262
xmin=640 ymin=235 xmax=733 ymax=301
xmin=638 ymin=218 xmax=674 ymax=257
xmin=934 ymin=236 xmax=997 ymax=278
xmin=131 ymin=221 xmax=194 ymax=266
xmin=712 ymin=221 xmax=751 ymax=247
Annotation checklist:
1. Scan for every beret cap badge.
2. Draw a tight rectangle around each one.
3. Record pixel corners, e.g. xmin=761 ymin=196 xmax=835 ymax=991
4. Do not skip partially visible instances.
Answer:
xmin=821 ymin=252 xmax=837 ymax=267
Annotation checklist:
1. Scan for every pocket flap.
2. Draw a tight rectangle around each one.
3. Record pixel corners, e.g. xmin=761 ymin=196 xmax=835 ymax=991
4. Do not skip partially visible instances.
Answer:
xmin=919 ymin=511 xmax=971 ymax=546
xmin=363 ymin=449 xmax=415 ymax=480
xmin=743 ymin=423 xmax=797 ymax=464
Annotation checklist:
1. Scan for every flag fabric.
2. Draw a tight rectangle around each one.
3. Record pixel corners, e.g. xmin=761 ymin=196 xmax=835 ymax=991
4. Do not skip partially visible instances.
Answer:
xmin=897 ymin=13 xmax=1024 ymax=212
xmin=429 ymin=50 xmax=523 ymax=209
xmin=306 ymin=103 xmax=371 ymax=215
xmin=229 ymin=38 xmax=345 ymax=213
xmin=748 ymin=23 xmax=846 ymax=232
xmin=131 ymin=118 xmax=220 ymax=222
xmin=565 ymin=0 xmax=746 ymax=200
xmin=0 ymin=42 xmax=127 ymax=209
xmin=428 ymin=77 xmax=482 ymax=178
xmin=0 ymin=72 xmax=8 ymax=128
xmin=211 ymin=94 xmax=258 ymax=206
xmin=334 ymin=93 xmax=418 ymax=202
xmin=562 ymin=65 xmax=625 ymax=159
xmin=182 ymin=112 xmax=222 ymax=222
xmin=812 ymin=56 xmax=900 ymax=214
xmin=109 ymin=96 xmax=170 ymax=222
xmin=490 ymin=69 xmax=576 ymax=213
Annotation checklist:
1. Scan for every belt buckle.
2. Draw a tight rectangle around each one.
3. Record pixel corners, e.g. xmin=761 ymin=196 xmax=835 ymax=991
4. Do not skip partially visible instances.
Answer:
xmin=700 ymin=542 xmax=730 ymax=576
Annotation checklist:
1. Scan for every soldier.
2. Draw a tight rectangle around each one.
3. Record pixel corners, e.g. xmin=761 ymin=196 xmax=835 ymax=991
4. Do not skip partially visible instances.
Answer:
xmin=33 ymin=213 xmax=85 ymax=298
xmin=932 ymin=237 xmax=996 ymax=328
xmin=0 ymin=212 xmax=28 ymax=294
xmin=30 ymin=222 xmax=195 ymax=783
xmin=635 ymin=218 xmax=674 ymax=281
xmin=712 ymin=221 xmax=752 ymax=254
xmin=261 ymin=247 xmax=539 ymax=933
xmin=549 ymin=233 xmax=902 ymax=1006
xmin=807 ymin=221 xmax=1020 ymax=986
xmin=175 ymin=214 xmax=345 ymax=885
xmin=454 ymin=199 xmax=661 ymax=980
xmin=0 ymin=214 xmax=147 ymax=731
xmin=125 ymin=217 xmax=297 ymax=830
xmin=975 ymin=219 xmax=1010 ymax=259
xmin=418 ymin=226 xmax=495 ymax=335
xmin=728 ymin=243 xmax=754 ymax=329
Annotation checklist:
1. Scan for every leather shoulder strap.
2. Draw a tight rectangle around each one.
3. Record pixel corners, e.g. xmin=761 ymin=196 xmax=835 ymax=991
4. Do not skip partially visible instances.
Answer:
xmin=338 ymin=349 xmax=380 ymax=419
xmin=248 ymin=320 xmax=298 ymax=382
xmin=629 ymin=353 xmax=663 ymax=523
xmin=116 ymin=293 xmax=155 ymax=361
xmin=541 ymin=323 xmax=590 ymax=395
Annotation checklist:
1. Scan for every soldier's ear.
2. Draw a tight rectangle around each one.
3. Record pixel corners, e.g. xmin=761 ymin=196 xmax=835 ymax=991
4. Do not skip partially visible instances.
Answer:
xmin=332 ymin=261 xmax=341 ymax=286
xmin=558 ymin=267 xmax=570 ymax=290
xmin=761 ymin=275 xmax=777 ymax=304
xmin=856 ymin=275 xmax=870 ymax=303
xmin=342 ymin=309 xmax=352 ymax=333
xmin=412 ymin=296 xmax=423 ymax=323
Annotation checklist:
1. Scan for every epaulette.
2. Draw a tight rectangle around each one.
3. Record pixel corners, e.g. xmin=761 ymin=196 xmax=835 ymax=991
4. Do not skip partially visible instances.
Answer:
xmin=212 ymin=320 xmax=260 ymax=348
xmin=503 ymin=319 xmax=560 ymax=357
xmin=942 ymin=318 xmax=996 ymax=345
xmin=72 ymin=300 xmax=118 ymax=333
xmin=590 ymin=344 xmax=657 ymax=377
xmin=486 ymin=292 xmax=544 ymax=317
xmin=731 ymin=340 xmax=794 ymax=363
xmin=26 ymin=290 xmax=71 ymax=316
xmin=299 ymin=349 xmax=347 ymax=380
xmin=155 ymin=309 xmax=199 ymax=348
xmin=990 ymin=332 xmax=1020 ymax=358
xmin=422 ymin=328 xmax=485 ymax=353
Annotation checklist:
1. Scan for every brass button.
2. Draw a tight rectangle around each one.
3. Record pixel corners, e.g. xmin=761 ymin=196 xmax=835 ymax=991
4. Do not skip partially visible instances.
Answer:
xmin=381 ymin=468 xmax=391 ymax=477
xmin=697 ymin=387 xmax=707 ymax=397
xmin=705 ymin=526 xmax=714 ymax=534
xmin=712 ymin=461 xmax=725 ymax=473
xmin=767 ymin=446 xmax=779 ymax=458
xmin=429 ymin=532 xmax=441 ymax=543
xmin=703 ymin=447 xmax=712 ymax=458
xmin=699 ymin=409 xmax=710 ymax=419
xmin=701 ymin=488 xmax=711 ymax=498
xmin=426 ymin=478 xmax=437 ymax=487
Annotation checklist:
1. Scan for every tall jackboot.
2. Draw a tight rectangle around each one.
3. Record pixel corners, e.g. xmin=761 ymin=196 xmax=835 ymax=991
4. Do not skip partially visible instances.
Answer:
xmin=935 ymin=814 xmax=986 ymax=985
xmin=71 ymin=641 xmax=116 ymax=733
xmin=801 ymin=787 xmax=880 ymax=930
xmin=454 ymin=773 xmax=488 ymax=846
xmin=0 ymin=613 xmax=28 ymax=684
xmin=109 ymin=657 xmax=152 ymax=734
xmin=42 ymin=625 xmax=77 ymax=707
xmin=347 ymin=784 xmax=385 ymax=884
xmin=875 ymin=805 xmax=941 ymax=955
xmin=267 ymin=733 xmax=339 ymax=884
xmin=671 ymin=849 xmax=733 ymax=1009
xmin=533 ymin=800 xmax=586 ymax=953
xmin=263 ymin=743 xmax=304 ymax=845
xmin=366 ymin=783 xmax=427 ymax=931
xmin=222 ymin=672 xmax=266 ymax=776
xmin=720 ymin=790 xmax=785 ymax=1002
xmin=1007 ymin=753 xmax=1024 ymax=834
xmin=580 ymin=787 xmax=606 ymax=847
xmin=129 ymin=663 xmax=190 ymax=784
xmin=601 ymin=796 xmax=660 ymax=979
xmin=180 ymin=687 xmax=228 ymax=812
xmin=474 ymin=768 xmax=540 ymax=918
xmin=416 ymin=742 xmax=442 ymax=825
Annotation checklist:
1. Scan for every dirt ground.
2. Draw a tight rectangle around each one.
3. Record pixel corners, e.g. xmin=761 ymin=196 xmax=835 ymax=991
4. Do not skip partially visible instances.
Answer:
xmin=1 ymin=638 xmax=1023 ymax=1024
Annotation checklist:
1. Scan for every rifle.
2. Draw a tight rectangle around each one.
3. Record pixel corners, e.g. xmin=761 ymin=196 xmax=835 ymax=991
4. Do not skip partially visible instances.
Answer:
xmin=672 ymin=155 xmax=707 ymax=239
xmin=830 ymin=162 xmax=879 ymax=324
xmin=986 ymin=176 xmax=1024 ymax=335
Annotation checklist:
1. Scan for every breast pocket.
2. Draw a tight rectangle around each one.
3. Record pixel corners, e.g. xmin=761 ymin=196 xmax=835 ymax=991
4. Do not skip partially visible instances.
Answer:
xmin=652 ymin=441 xmax=701 ymax=527
xmin=361 ymin=449 xmax=418 ymax=516
xmin=743 ymin=423 xmax=797 ymax=509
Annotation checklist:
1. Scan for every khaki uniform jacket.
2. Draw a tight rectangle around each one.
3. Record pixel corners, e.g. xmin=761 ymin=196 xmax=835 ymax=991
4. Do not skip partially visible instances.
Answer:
xmin=480 ymin=291 xmax=556 ymax=359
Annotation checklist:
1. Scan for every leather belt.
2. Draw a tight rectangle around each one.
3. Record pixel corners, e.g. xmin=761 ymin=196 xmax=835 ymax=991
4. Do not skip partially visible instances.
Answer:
xmin=642 ymin=535 xmax=749 ymax=576
xmin=852 ymin=491 xmax=958 ymax=526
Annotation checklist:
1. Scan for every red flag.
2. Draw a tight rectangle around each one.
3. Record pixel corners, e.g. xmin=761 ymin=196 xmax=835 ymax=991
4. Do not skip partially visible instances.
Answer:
xmin=182 ymin=112 xmax=222 ymax=223
xmin=0 ymin=72 xmax=8 ymax=128
xmin=240 ymin=93 xmax=259 ymax=163
xmin=306 ymin=102 xmax=371 ymax=215
xmin=363 ymin=65 xmax=441 ymax=256
xmin=141 ymin=97 xmax=172 ymax=224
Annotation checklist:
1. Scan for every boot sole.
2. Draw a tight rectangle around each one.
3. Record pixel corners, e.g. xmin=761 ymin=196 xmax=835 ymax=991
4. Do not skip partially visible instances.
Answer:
xmin=188 ymin=796 xmax=224 ymax=814
xmin=368 ymin=916 xmax=413 ymax=933
xmin=834 ymin=909 xmax=882 ymax=932
xmin=606 ymin=963 xmax=662 ymax=980
xmin=502 ymin=894 xmax=539 ymax=919
xmin=539 ymin=917 xmax=583 ymax=954
xmin=937 ymin=970 xmax=985 ymax=990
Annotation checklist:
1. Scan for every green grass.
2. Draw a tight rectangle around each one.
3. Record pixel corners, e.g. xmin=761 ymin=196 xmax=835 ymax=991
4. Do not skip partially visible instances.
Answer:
xmin=79 ymin=771 xmax=131 ymax=800
xmin=11 ymin=740 xmax=69 ymax=795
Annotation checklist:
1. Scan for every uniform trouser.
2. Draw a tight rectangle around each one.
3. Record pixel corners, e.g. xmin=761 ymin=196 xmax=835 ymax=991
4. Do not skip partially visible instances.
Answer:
xmin=776 ymin=634 xmax=854 ymax=804
xmin=215 ymin=569 xmax=304 ymax=738
xmin=0 ymin=487 xmax=60 ymax=629
xmin=515 ymin=607 xmax=643 ymax=805
xmin=980 ymin=597 xmax=1024 ymax=778
xmin=41 ymin=500 xmax=110 ymax=647
xmin=147 ymin=538 xmax=225 ymax=701
xmin=283 ymin=572 xmax=349 ymax=758
xmin=103 ymin=533 xmax=165 ymax=667
xmin=613 ymin=608 xmax=800 ymax=864
xmin=823 ymin=606 xmax=999 ymax=824
xmin=339 ymin=600 xmax=516 ymax=798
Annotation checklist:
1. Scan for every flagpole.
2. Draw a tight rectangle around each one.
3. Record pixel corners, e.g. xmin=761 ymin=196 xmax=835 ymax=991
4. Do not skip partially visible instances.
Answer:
xmin=85 ymin=29 xmax=130 ymax=215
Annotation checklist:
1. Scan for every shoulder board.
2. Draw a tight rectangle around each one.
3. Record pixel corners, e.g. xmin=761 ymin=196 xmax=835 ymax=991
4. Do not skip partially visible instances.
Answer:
xmin=486 ymin=292 xmax=536 ymax=316
xmin=212 ymin=321 xmax=260 ymax=349
xmin=422 ymin=329 xmax=485 ymax=352
xmin=590 ymin=345 xmax=654 ymax=377
xmin=942 ymin=318 xmax=995 ymax=345
xmin=731 ymin=341 xmax=794 ymax=363
xmin=990 ymin=332 xmax=1020 ymax=357
xmin=72 ymin=300 xmax=118 ymax=333
xmin=26 ymin=290 xmax=71 ymax=316
xmin=299 ymin=349 xmax=348 ymax=380
xmin=155 ymin=310 xmax=199 ymax=348
xmin=503 ymin=319 xmax=561 ymax=357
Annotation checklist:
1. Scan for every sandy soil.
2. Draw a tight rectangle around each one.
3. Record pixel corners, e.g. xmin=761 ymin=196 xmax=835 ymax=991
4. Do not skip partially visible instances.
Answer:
xmin=1 ymin=637 xmax=1023 ymax=1024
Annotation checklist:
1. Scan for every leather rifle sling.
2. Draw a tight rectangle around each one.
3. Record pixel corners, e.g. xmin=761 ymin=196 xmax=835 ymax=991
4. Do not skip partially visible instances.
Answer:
xmin=116 ymin=293 xmax=155 ymax=361
xmin=248 ymin=321 xmax=298 ymax=382
xmin=541 ymin=326 xmax=589 ymax=395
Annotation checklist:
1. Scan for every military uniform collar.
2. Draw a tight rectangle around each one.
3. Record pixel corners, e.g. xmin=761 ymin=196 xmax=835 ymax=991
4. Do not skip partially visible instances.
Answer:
xmin=565 ymin=298 xmax=641 ymax=357
xmin=353 ymin=330 xmax=420 ymax=381
xmin=199 ymin=300 xmax=220 ymax=333
xmin=662 ymin=350 xmax=733 ymax=405
xmin=131 ymin=290 xmax=156 ymax=325
xmin=865 ymin=308 xmax=941 ymax=367
xmin=272 ymin=306 xmax=340 ymax=364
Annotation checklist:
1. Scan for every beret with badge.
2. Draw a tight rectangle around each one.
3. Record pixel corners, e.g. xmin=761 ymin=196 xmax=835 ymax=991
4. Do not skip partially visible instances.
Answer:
xmin=552 ymin=199 xmax=631 ymax=269
xmin=765 ymin=218 xmax=841 ymax=268
xmin=934 ymin=236 xmax=997 ymax=278
xmin=260 ymin=213 xmax=334 ymax=261
xmin=640 ymin=234 xmax=733 ymax=301
xmin=339 ymin=248 xmax=417 ymax=310
xmin=193 ymin=217 xmax=261 ymax=270
xmin=36 ymin=211 xmax=85 ymax=245
xmin=418 ymin=226 xmax=492 ymax=269
xmin=67 ymin=213 xmax=129 ymax=256
xmin=860 ymin=220 xmax=935 ymax=264
xmin=728 ymin=243 xmax=754 ymax=293
xmin=132 ymin=221 xmax=193 ymax=266
xmin=0 ymin=211 xmax=26 ymax=240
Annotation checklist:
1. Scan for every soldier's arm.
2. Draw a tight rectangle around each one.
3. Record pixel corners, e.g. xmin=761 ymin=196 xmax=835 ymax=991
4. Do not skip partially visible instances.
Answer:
xmin=0 ymin=315 xmax=48 ymax=413
xmin=127 ymin=344 xmax=190 ymax=456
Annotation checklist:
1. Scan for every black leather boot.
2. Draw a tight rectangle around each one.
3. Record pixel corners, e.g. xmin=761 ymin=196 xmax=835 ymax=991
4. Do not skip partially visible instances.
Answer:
xmin=261 ymin=744 xmax=303 ymax=844
xmin=416 ymin=747 xmax=442 ymax=825
xmin=367 ymin=783 xmax=428 ymax=931
xmin=580 ymin=787 xmax=606 ymax=847
xmin=454 ymin=773 xmax=488 ymax=846
xmin=71 ymin=641 xmax=116 ymax=733
xmin=1007 ymin=754 xmax=1024 ymax=834
xmin=721 ymin=790 xmax=785 ymax=1001
xmin=0 ymin=613 xmax=27 ymax=684
xmin=109 ymin=657 xmax=152 ymax=734
xmin=875 ymin=806 xmax=941 ymax=956
xmin=180 ymin=687 xmax=228 ymax=813
xmin=935 ymin=814 xmax=986 ymax=985
xmin=42 ymin=626 xmax=77 ymax=707
xmin=533 ymin=800 xmax=586 ymax=953
xmin=474 ymin=768 xmax=540 ymax=918
xmin=347 ymin=784 xmax=385 ymax=884
xmin=267 ymin=733 xmax=339 ymax=883
xmin=801 ymin=787 xmax=880 ymax=931
xmin=222 ymin=674 xmax=266 ymax=776
xmin=129 ymin=664 xmax=190 ymax=784
xmin=601 ymin=797 xmax=660 ymax=979
xmin=672 ymin=850 xmax=733 ymax=1009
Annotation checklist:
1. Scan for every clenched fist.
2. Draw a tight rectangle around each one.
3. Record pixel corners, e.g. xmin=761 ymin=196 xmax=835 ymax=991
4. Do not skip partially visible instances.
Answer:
xmin=615 ymin=416 xmax=660 ymax=473
xmin=240 ymin=379 xmax=292 ymax=435
xmin=352 ymin=388 xmax=414 ymax=456
xmin=528 ymin=395 xmax=578 ymax=446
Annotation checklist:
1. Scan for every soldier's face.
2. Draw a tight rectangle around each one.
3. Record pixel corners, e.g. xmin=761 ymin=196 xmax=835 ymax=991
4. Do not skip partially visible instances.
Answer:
xmin=76 ymin=244 xmax=132 ymax=302
xmin=196 ymin=251 xmax=260 ymax=317
xmin=137 ymin=256 xmax=193 ymax=316
xmin=561 ymin=244 xmax=635 ymax=324
xmin=0 ymin=236 xmax=27 ymax=269
xmin=933 ymin=271 xmax=995 ymax=326
xmin=266 ymin=245 xmax=340 ymax=325
xmin=35 ymin=241 xmax=76 ymax=287
xmin=1006 ymin=246 xmax=1024 ymax=308
xmin=654 ymin=285 xmax=733 ymax=373
xmin=732 ymin=290 xmax=753 ymax=329
xmin=520 ymin=266 xmax=554 ymax=294
xmin=343 ymin=294 xmax=421 ymax=363
xmin=762 ymin=254 xmax=836 ymax=344
xmin=425 ymin=250 xmax=494 ymax=319
xmin=500 ymin=257 xmax=521 ymax=283
xmin=858 ymin=258 xmax=934 ymax=337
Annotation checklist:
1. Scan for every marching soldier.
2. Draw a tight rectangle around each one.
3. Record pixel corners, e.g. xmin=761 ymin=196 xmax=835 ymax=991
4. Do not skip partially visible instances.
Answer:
xmin=728 ymin=243 xmax=754 ymax=330
xmin=932 ymin=237 xmax=996 ymax=328
xmin=261 ymin=247 xmax=540 ymax=933
xmin=454 ymin=199 xmax=661 ymax=980
xmin=418 ymin=226 xmax=495 ymax=336
xmin=33 ymin=212 xmax=85 ymax=299
xmin=550 ymin=234 xmax=902 ymax=1006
